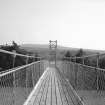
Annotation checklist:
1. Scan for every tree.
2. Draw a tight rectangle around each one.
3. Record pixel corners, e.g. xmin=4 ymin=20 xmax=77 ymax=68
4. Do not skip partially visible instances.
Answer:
xmin=75 ymin=49 xmax=84 ymax=63
xmin=65 ymin=51 xmax=71 ymax=57
xmin=76 ymin=49 xmax=84 ymax=57
xmin=99 ymin=58 xmax=105 ymax=69
xmin=0 ymin=41 xmax=27 ymax=71
xmin=12 ymin=41 xmax=19 ymax=50
xmin=64 ymin=51 xmax=72 ymax=61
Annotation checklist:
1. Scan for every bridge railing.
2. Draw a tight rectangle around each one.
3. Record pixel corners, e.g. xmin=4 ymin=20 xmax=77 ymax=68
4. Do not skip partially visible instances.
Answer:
xmin=0 ymin=60 xmax=47 ymax=105
xmin=57 ymin=59 xmax=105 ymax=93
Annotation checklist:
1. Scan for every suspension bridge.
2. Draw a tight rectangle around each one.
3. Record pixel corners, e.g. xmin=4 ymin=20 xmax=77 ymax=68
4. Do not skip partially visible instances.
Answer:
xmin=0 ymin=41 xmax=105 ymax=105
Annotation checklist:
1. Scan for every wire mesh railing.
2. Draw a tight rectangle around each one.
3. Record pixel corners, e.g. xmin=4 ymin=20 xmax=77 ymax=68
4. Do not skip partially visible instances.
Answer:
xmin=0 ymin=60 xmax=46 ymax=105
xmin=59 ymin=60 xmax=105 ymax=90
xmin=0 ymin=49 xmax=42 ymax=71
xmin=57 ymin=58 xmax=105 ymax=104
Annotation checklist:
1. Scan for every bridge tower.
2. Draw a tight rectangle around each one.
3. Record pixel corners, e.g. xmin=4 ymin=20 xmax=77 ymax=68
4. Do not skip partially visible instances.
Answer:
xmin=49 ymin=40 xmax=57 ymax=67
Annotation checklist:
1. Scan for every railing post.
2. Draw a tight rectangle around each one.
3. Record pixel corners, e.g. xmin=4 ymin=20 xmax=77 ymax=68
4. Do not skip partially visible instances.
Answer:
xmin=13 ymin=71 xmax=16 ymax=105
xmin=26 ymin=56 xmax=29 ymax=65
xmin=69 ymin=56 xmax=71 ymax=72
xmin=96 ymin=53 xmax=99 ymax=91
xmin=74 ymin=56 xmax=77 ymax=88
xmin=12 ymin=51 xmax=16 ymax=105
xmin=25 ymin=56 xmax=29 ymax=98
xmin=13 ymin=53 xmax=16 ymax=68
xmin=82 ymin=57 xmax=85 ymax=65
xmin=39 ymin=59 xmax=41 ymax=78
xmin=31 ymin=64 xmax=35 ymax=87
xmin=82 ymin=57 xmax=85 ymax=89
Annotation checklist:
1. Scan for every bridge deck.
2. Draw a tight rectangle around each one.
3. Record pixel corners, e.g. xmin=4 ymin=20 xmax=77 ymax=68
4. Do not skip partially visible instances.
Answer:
xmin=24 ymin=67 xmax=84 ymax=105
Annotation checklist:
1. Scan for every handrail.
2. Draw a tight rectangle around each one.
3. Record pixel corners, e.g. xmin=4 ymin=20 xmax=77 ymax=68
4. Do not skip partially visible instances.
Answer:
xmin=0 ymin=57 xmax=45 ymax=105
xmin=0 ymin=61 xmax=41 ymax=77
xmin=0 ymin=49 xmax=42 ymax=58
xmin=64 ymin=52 xmax=105 ymax=59
xmin=68 ymin=61 xmax=105 ymax=71
xmin=23 ymin=67 xmax=49 ymax=105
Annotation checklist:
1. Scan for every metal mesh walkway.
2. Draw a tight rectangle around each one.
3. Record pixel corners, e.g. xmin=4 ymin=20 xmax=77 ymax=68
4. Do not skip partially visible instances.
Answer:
xmin=24 ymin=67 xmax=84 ymax=105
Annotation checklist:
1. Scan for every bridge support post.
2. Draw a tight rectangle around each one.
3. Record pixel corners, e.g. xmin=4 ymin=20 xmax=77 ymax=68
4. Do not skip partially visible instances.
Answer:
xmin=49 ymin=40 xmax=57 ymax=67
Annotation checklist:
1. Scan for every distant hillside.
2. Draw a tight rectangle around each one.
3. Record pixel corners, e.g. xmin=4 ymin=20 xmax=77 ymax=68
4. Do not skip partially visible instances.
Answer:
xmin=20 ymin=44 xmax=69 ymax=58
xmin=20 ymin=44 xmax=105 ymax=58
xmin=20 ymin=44 xmax=77 ymax=58
xmin=20 ymin=44 xmax=73 ymax=50
xmin=21 ymin=44 xmax=48 ymax=49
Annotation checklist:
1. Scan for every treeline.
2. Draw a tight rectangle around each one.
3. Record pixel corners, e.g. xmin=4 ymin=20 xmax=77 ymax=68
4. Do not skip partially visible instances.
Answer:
xmin=0 ymin=41 xmax=40 ymax=72
xmin=64 ymin=49 xmax=105 ymax=69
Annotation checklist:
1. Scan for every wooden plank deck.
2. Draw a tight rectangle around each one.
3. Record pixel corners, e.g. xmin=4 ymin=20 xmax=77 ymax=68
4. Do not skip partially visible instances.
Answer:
xmin=23 ymin=67 xmax=84 ymax=105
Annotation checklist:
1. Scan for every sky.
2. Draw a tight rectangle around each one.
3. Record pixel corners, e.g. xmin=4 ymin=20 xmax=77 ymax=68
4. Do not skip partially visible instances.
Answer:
xmin=0 ymin=0 xmax=105 ymax=50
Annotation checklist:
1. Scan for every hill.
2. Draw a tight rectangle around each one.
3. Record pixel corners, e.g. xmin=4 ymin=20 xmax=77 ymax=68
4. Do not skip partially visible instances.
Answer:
xmin=20 ymin=44 xmax=105 ymax=58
